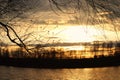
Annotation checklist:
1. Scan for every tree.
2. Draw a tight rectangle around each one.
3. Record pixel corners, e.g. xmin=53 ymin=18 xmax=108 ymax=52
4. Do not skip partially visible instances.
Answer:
xmin=49 ymin=0 xmax=120 ymax=40
xmin=0 ymin=0 xmax=40 ymax=54
xmin=49 ymin=0 xmax=120 ymax=23
xmin=0 ymin=0 xmax=120 ymax=56
xmin=0 ymin=0 xmax=59 ymax=55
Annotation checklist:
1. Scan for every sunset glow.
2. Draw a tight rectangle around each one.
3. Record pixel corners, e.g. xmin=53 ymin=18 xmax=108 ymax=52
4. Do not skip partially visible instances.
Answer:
xmin=60 ymin=25 xmax=97 ymax=43
xmin=65 ymin=46 xmax=85 ymax=51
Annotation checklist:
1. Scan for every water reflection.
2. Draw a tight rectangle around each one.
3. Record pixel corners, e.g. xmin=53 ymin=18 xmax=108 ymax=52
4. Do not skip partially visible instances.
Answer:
xmin=0 ymin=66 xmax=120 ymax=80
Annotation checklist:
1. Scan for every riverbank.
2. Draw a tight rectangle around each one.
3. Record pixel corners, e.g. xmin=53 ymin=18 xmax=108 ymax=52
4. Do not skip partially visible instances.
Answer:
xmin=0 ymin=55 xmax=120 ymax=68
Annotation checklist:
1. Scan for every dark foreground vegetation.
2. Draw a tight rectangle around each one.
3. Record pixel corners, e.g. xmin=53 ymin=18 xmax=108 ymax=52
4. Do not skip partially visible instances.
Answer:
xmin=0 ymin=41 xmax=120 ymax=68
xmin=0 ymin=55 xmax=120 ymax=68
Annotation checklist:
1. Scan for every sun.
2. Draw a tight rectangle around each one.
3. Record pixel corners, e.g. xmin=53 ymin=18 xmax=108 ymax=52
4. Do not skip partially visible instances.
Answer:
xmin=61 ymin=26 xmax=96 ymax=43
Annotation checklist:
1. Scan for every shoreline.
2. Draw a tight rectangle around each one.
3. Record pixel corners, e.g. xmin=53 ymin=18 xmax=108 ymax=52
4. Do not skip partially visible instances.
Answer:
xmin=0 ymin=55 xmax=120 ymax=68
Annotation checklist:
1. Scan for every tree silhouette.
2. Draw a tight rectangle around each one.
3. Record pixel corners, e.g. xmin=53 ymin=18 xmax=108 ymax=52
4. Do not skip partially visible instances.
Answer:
xmin=0 ymin=0 xmax=120 ymax=56
xmin=0 ymin=0 xmax=37 ymax=53
xmin=50 ymin=0 xmax=120 ymax=40
xmin=0 ymin=0 xmax=60 ymax=55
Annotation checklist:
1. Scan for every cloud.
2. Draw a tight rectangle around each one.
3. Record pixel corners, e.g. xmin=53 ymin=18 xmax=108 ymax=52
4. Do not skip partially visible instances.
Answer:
xmin=6 ymin=0 xmax=50 ymax=11
xmin=1 ymin=0 xmax=119 ymax=26
xmin=0 ymin=0 xmax=51 ymax=19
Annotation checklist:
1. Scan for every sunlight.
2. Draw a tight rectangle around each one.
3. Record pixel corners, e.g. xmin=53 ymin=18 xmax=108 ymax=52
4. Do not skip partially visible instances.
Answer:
xmin=64 ymin=46 xmax=85 ymax=51
xmin=61 ymin=25 xmax=97 ymax=43
xmin=69 ymin=46 xmax=85 ymax=51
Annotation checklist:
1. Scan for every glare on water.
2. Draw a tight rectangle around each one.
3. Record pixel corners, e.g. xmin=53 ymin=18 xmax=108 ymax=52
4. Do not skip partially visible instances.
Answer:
xmin=0 ymin=66 xmax=120 ymax=80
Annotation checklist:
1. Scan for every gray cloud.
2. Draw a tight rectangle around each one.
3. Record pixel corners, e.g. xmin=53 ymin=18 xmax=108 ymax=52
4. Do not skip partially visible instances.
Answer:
xmin=0 ymin=0 xmax=51 ymax=19
xmin=0 ymin=0 xmax=120 ymax=26
xmin=0 ymin=0 xmax=60 ymax=25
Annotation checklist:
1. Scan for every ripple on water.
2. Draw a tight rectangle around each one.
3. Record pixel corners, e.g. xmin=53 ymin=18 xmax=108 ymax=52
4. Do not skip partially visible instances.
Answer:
xmin=0 ymin=66 xmax=120 ymax=80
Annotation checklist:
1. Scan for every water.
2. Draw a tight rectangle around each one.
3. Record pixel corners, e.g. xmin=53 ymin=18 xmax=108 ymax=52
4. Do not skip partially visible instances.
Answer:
xmin=0 ymin=66 xmax=120 ymax=80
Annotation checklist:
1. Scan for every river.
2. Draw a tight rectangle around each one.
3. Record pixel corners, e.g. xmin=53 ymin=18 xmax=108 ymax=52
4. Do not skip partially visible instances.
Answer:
xmin=0 ymin=66 xmax=120 ymax=80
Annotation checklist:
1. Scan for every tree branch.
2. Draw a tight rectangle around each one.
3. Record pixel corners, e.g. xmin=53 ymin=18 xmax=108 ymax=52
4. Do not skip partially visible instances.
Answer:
xmin=0 ymin=22 xmax=31 ymax=54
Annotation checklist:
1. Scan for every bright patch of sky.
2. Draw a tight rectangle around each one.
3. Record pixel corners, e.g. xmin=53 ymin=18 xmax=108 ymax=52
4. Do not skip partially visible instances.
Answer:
xmin=0 ymin=0 xmax=120 ymax=45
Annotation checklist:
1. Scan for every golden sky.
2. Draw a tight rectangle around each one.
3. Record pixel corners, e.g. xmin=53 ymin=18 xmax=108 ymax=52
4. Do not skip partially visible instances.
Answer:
xmin=0 ymin=0 xmax=120 ymax=45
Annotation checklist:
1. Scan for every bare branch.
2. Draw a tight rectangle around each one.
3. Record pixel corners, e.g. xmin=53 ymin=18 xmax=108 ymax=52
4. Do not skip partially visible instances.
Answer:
xmin=0 ymin=22 xmax=31 ymax=54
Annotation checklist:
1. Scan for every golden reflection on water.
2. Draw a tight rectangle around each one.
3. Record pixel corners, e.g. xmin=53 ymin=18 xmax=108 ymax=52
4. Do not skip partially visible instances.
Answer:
xmin=0 ymin=66 xmax=120 ymax=80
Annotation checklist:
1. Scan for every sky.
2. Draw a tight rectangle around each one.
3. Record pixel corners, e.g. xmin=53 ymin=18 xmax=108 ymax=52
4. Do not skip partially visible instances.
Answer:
xmin=0 ymin=0 xmax=119 ymax=25
xmin=0 ymin=0 xmax=120 ymax=45
xmin=0 ymin=0 xmax=70 ymax=24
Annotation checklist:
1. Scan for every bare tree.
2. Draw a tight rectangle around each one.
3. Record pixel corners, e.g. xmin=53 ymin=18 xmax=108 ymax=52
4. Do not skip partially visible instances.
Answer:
xmin=0 ymin=0 xmax=120 ymax=56
xmin=49 ymin=0 xmax=120 ymax=24
xmin=0 ymin=0 xmax=40 ymax=54
xmin=49 ymin=0 xmax=120 ymax=40
xmin=0 ymin=0 xmax=58 ymax=55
